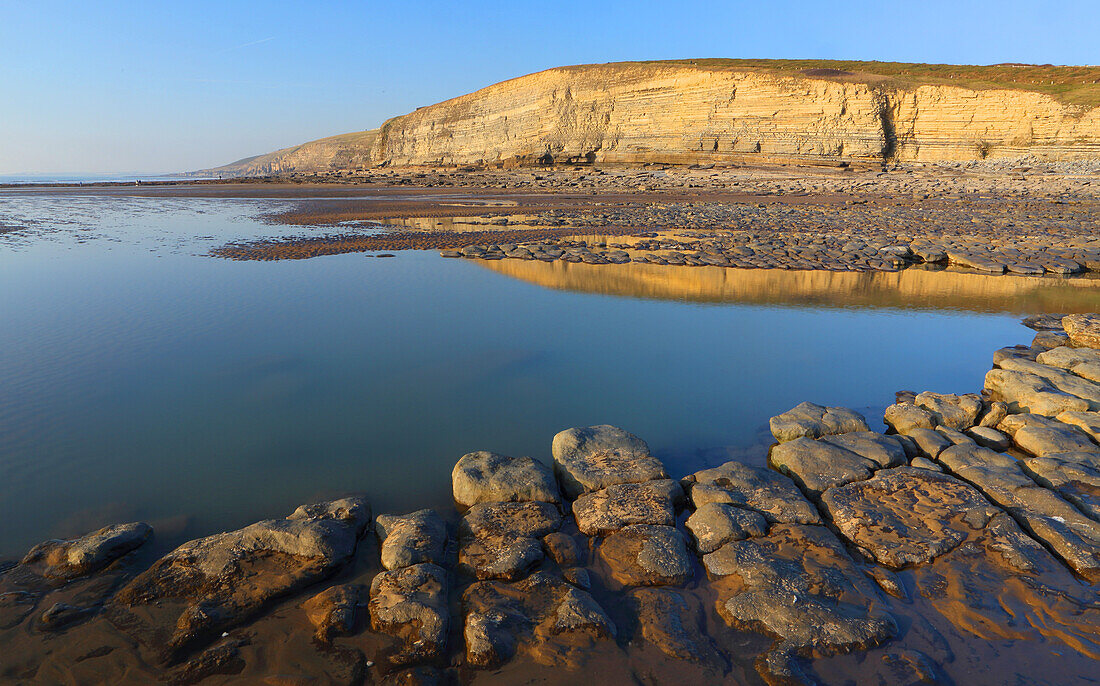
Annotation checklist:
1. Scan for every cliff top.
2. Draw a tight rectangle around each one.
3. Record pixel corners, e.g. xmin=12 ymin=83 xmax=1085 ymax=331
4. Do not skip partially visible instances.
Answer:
xmin=614 ymin=59 xmax=1100 ymax=108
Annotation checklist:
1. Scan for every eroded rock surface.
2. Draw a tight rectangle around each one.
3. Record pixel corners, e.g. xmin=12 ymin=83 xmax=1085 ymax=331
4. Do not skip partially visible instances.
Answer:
xmin=685 ymin=503 xmax=769 ymax=554
xmin=914 ymin=392 xmax=984 ymax=430
xmin=704 ymin=524 xmax=897 ymax=684
xmin=452 ymin=451 xmax=560 ymax=506
xmin=376 ymin=509 xmax=447 ymax=571
xmin=682 ymin=460 xmax=821 ymax=525
xmin=628 ymin=588 xmax=725 ymax=672
xmin=769 ymin=401 xmax=869 ymax=443
xmin=369 ymin=563 xmax=449 ymax=665
xmin=1064 ymin=313 xmax=1100 ymax=349
xmin=457 ymin=501 xmax=561 ymax=580
xmin=936 ymin=444 xmax=1100 ymax=581
xmin=108 ymin=497 xmax=368 ymax=662
xmin=821 ymin=467 xmax=1001 ymax=568
xmin=20 ymin=522 xmax=152 ymax=580
xmin=462 ymin=571 xmax=614 ymax=669
xmin=303 ymin=583 xmax=362 ymax=644
xmin=572 ymin=479 xmax=682 ymax=535
xmin=552 ymin=425 xmax=667 ymax=498
xmin=984 ymin=368 xmax=1091 ymax=416
xmin=1038 ymin=346 xmax=1100 ymax=383
xmin=598 ymin=524 xmax=694 ymax=587
xmin=769 ymin=432 xmax=905 ymax=498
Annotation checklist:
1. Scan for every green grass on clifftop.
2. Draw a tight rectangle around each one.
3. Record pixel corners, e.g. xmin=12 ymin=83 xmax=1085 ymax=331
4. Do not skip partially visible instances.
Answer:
xmin=625 ymin=58 xmax=1100 ymax=108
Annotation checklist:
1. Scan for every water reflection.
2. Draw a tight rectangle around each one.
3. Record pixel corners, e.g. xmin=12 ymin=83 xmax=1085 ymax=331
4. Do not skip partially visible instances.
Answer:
xmin=478 ymin=259 xmax=1100 ymax=314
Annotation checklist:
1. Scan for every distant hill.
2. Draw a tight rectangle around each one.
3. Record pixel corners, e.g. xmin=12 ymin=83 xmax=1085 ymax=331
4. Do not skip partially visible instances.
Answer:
xmin=204 ymin=59 xmax=1100 ymax=175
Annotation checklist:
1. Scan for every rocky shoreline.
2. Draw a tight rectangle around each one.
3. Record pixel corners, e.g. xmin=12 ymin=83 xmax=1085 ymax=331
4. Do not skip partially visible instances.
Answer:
xmin=3 ymin=314 xmax=1100 ymax=684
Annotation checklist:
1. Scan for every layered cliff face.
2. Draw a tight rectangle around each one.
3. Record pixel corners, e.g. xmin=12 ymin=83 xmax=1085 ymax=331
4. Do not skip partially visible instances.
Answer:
xmin=210 ymin=62 xmax=1100 ymax=174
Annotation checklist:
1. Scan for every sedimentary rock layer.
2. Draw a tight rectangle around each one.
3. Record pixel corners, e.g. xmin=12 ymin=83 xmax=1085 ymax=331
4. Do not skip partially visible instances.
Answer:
xmin=211 ymin=61 xmax=1100 ymax=174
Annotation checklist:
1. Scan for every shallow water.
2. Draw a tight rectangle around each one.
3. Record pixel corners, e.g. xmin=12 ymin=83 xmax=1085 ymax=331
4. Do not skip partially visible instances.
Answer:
xmin=0 ymin=192 xmax=1095 ymax=557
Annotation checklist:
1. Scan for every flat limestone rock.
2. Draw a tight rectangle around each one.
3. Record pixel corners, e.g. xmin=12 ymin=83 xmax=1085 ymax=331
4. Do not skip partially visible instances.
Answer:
xmin=1023 ymin=313 xmax=1068 ymax=331
xmin=1064 ymin=314 xmax=1100 ymax=349
xmin=820 ymin=467 xmax=1001 ymax=568
xmin=552 ymin=425 xmax=667 ymax=498
xmin=915 ymin=392 xmax=984 ymax=430
xmin=462 ymin=571 xmax=615 ymax=669
xmin=769 ymin=432 xmax=905 ymax=498
xmin=984 ymin=368 xmax=1090 ymax=417
xmin=303 ymin=583 xmax=362 ymax=644
xmin=682 ymin=460 xmax=821 ymax=525
xmin=572 ymin=479 xmax=682 ymax=535
xmin=978 ymin=400 xmax=1009 ymax=427
xmin=1022 ymin=456 xmax=1100 ymax=522
xmin=598 ymin=524 xmax=693 ymax=587
xmin=452 ymin=451 xmax=560 ymax=507
xmin=1057 ymin=410 xmax=1100 ymax=444
xmin=458 ymin=502 xmax=562 ymax=581
xmin=628 ymin=588 xmax=726 ymax=671
xmin=376 ymin=509 xmax=448 ymax=570
xmin=20 ymin=522 xmax=152 ymax=580
xmin=883 ymin=402 xmax=935 ymax=434
xmin=967 ymin=426 xmax=1012 ymax=451
xmin=769 ymin=401 xmax=869 ymax=443
xmin=369 ymin=563 xmax=449 ymax=666
xmin=1013 ymin=420 xmax=1098 ymax=456
xmin=685 ymin=503 xmax=769 ymax=554
xmin=997 ymin=356 xmax=1100 ymax=410
xmin=107 ymin=497 xmax=369 ymax=663
xmin=704 ymin=524 xmax=896 ymax=685
xmin=905 ymin=428 xmax=953 ymax=458
xmin=937 ymin=444 xmax=1100 ymax=582
xmin=1038 ymin=346 xmax=1100 ymax=383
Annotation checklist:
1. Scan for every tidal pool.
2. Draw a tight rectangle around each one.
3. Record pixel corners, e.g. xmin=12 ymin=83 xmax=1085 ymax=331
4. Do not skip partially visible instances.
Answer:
xmin=0 ymin=192 xmax=1096 ymax=557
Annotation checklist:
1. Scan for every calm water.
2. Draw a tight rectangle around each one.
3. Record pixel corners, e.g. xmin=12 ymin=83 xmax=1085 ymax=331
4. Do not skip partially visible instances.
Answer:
xmin=0 ymin=192 xmax=1093 ymax=557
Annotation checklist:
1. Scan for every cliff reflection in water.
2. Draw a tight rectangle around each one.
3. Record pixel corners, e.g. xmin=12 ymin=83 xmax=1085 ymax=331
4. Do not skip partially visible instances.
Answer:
xmin=479 ymin=259 xmax=1100 ymax=314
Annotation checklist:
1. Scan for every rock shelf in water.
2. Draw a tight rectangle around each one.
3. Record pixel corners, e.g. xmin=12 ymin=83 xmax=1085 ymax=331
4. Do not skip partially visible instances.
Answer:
xmin=2 ymin=314 xmax=1100 ymax=684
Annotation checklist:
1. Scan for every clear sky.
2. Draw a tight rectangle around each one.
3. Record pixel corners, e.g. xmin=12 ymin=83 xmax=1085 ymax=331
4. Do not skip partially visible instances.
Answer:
xmin=2 ymin=0 xmax=1097 ymax=174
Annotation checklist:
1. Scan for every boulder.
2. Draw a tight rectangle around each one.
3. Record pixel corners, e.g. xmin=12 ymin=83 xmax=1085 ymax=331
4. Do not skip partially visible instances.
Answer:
xmin=1064 ymin=314 xmax=1100 ymax=349
xmin=552 ymin=425 xmax=667 ymax=498
xmin=303 ymin=583 xmax=362 ymax=644
xmin=458 ymin=501 xmax=561 ymax=580
xmin=369 ymin=563 xmax=449 ymax=665
xmin=967 ymin=426 xmax=1012 ymax=451
xmin=681 ymin=460 xmax=820 ymax=525
xmin=977 ymin=401 xmax=1009 ymax=428
xmin=685 ymin=503 xmax=768 ymax=554
xmin=883 ymin=403 xmax=935 ymax=434
xmin=821 ymin=467 xmax=1001 ymax=568
xmin=462 ymin=571 xmax=614 ymax=669
xmin=108 ymin=497 xmax=369 ymax=662
xmin=1022 ymin=313 xmax=1068 ymax=331
xmin=934 ymin=426 xmax=975 ymax=446
xmin=1038 ymin=346 xmax=1100 ymax=383
xmin=984 ymin=368 xmax=1090 ymax=416
xmin=996 ymin=356 xmax=1100 ymax=410
xmin=452 ymin=451 xmax=560 ymax=507
xmin=20 ymin=522 xmax=152 ymax=580
xmin=914 ymin=392 xmax=984 ymax=430
xmin=905 ymin=428 xmax=953 ymax=458
xmin=598 ymin=524 xmax=694 ymax=586
xmin=375 ymin=509 xmax=447 ymax=570
xmin=769 ymin=432 xmax=905 ymax=498
xmin=572 ymin=479 xmax=682 ymax=535
xmin=769 ymin=401 xmax=869 ymax=443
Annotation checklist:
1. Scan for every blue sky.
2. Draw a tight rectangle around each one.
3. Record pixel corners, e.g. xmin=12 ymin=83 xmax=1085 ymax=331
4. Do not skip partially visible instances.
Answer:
xmin=1 ymin=1 xmax=1097 ymax=174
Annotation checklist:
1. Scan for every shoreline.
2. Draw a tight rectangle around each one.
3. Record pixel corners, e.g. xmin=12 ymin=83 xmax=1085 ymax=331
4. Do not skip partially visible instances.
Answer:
xmin=3 ymin=313 xmax=1100 ymax=684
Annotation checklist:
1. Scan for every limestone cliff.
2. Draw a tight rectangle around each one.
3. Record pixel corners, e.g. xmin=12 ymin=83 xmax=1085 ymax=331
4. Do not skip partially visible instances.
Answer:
xmin=208 ymin=61 xmax=1100 ymax=174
